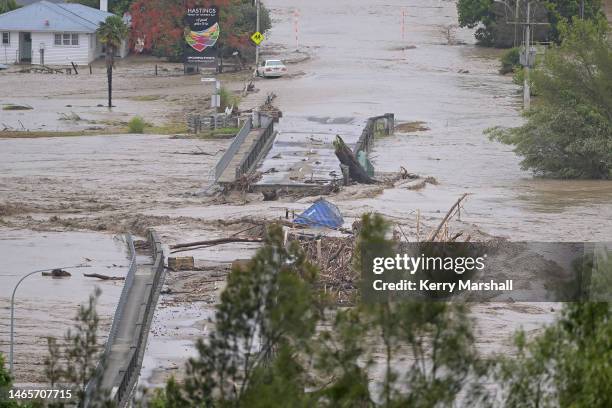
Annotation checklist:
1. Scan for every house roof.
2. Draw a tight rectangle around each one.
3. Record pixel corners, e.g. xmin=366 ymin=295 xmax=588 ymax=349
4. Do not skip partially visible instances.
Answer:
xmin=16 ymin=0 xmax=64 ymax=6
xmin=0 ymin=1 xmax=113 ymax=33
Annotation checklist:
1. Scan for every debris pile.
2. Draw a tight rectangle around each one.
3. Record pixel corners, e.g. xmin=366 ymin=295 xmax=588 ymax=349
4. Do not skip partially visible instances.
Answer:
xmin=292 ymin=233 xmax=357 ymax=304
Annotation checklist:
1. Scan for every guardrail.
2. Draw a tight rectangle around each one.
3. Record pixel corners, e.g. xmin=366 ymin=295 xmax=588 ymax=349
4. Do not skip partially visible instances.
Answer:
xmin=112 ymin=230 xmax=165 ymax=407
xmin=236 ymin=115 xmax=275 ymax=180
xmin=84 ymin=235 xmax=137 ymax=404
xmin=214 ymin=117 xmax=253 ymax=181
xmin=353 ymin=113 xmax=394 ymax=155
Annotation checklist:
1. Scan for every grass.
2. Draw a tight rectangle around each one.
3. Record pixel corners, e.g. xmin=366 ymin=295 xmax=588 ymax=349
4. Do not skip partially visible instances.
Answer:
xmin=219 ymin=87 xmax=241 ymax=110
xmin=0 ymin=120 xmax=215 ymax=138
xmin=145 ymin=122 xmax=189 ymax=134
xmin=129 ymin=95 xmax=162 ymax=101
xmin=0 ymin=130 xmax=115 ymax=139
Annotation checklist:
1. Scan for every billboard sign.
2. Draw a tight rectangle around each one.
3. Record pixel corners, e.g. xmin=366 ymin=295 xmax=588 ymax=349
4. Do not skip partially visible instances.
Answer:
xmin=184 ymin=6 xmax=219 ymax=65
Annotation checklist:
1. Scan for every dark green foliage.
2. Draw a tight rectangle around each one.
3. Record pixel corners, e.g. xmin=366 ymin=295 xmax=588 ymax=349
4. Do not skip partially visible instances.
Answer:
xmin=65 ymin=0 xmax=99 ymax=8
xmin=488 ymin=19 xmax=612 ymax=179
xmin=492 ymin=302 xmax=612 ymax=408
xmin=547 ymin=0 xmax=606 ymax=43
xmin=155 ymin=224 xmax=319 ymax=406
xmin=43 ymin=288 xmax=103 ymax=407
xmin=0 ymin=0 xmax=18 ymax=14
xmin=97 ymin=15 xmax=129 ymax=108
xmin=150 ymin=217 xmax=484 ymax=407
xmin=0 ymin=354 xmax=19 ymax=408
xmin=457 ymin=0 xmax=605 ymax=47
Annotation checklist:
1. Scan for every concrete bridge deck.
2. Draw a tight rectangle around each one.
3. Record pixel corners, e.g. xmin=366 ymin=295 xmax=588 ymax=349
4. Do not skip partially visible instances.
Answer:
xmin=99 ymin=259 xmax=154 ymax=392
xmin=216 ymin=127 xmax=266 ymax=184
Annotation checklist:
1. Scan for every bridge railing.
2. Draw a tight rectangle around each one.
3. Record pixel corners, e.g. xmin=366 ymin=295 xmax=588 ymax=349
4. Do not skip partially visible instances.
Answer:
xmin=236 ymin=115 xmax=274 ymax=180
xmin=215 ymin=117 xmax=253 ymax=181
xmin=84 ymin=234 xmax=137 ymax=404
xmin=112 ymin=230 xmax=165 ymax=407
xmin=353 ymin=113 xmax=394 ymax=155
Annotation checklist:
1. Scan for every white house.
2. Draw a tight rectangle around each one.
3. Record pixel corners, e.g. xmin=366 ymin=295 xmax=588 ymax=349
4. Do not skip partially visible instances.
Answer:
xmin=0 ymin=0 xmax=128 ymax=66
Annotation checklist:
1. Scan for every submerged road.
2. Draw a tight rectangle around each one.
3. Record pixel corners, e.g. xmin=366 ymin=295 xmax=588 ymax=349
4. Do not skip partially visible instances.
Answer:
xmin=252 ymin=0 xmax=612 ymax=241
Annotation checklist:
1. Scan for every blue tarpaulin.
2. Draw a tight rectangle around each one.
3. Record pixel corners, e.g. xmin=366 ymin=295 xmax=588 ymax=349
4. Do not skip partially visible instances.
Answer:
xmin=293 ymin=199 xmax=344 ymax=229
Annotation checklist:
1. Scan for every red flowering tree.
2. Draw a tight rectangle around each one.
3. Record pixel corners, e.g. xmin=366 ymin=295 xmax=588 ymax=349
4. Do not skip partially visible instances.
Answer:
xmin=129 ymin=0 xmax=271 ymax=61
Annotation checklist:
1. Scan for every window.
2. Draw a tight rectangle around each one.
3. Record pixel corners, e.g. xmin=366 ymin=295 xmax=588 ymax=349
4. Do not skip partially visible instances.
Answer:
xmin=1 ymin=32 xmax=9 ymax=45
xmin=54 ymin=33 xmax=79 ymax=46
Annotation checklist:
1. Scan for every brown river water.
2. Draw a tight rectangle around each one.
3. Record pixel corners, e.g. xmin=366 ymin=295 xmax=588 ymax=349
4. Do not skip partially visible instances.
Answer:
xmin=259 ymin=0 xmax=612 ymax=241
xmin=0 ymin=0 xmax=610 ymax=389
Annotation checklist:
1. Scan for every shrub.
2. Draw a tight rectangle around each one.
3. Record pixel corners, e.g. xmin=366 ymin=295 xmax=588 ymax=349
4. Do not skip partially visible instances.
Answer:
xmin=500 ymin=47 xmax=520 ymax=74
xmin=219 ymin=87 xmax=240 ymax=111
xmin=127 ymin=116 xmax=147 ymax=133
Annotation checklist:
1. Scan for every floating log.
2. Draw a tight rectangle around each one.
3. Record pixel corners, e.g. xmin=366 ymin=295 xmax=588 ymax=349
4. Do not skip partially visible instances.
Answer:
xmin=83 ymin=273 xmax=125 ymax=280
xmin=333 ymin=135 xmax=376 ymax=184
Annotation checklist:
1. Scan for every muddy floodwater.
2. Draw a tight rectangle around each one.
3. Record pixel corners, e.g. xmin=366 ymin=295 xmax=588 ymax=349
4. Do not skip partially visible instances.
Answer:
xmin=0 ymin=230 xmax=127 ymax=383
xmin=257 ymin=0 xmax=612 ymax=241
xmin=0 ymin=0 xmax=610 ymax=391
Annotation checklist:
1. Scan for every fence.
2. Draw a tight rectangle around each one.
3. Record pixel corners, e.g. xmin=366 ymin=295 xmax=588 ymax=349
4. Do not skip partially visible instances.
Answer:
xmin=111 ymin=230 xmax=165 ymax=407
xmin=236 ymin=115 xmax=275 ymax=180
xmin=187 ymin=114 xmax=239 ymax=133
xmin=214 ymin=117 xmax=253 ymax=181
xmin=353 ymin=113 xmax=395 ymax=155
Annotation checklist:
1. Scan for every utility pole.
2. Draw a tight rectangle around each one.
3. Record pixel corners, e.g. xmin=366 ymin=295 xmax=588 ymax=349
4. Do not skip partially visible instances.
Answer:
xmin=514 ymin=0 xmax=520 ymax=47
xmin=255 ymin=0 xmax=260 ymax=67
xmin=497 ymin=0 xmax=548 ymax=109
xmin=580 ymin=0 xmax=585 ymax=19
xmin=524 ymin=1 xmax=531 ymax=109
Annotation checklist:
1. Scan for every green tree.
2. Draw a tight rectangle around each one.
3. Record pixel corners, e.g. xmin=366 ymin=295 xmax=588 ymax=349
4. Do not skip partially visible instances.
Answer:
xmin=43 ymin=289 xmax=104 ymax=407
xmin=150 ymin=216 xmax=485 ymax=407
xmin=488 ymin=19 xmax=612 ymax=178
xmin=492 ymin=302 xmax=612 ymax=407
xmin=154 ymin=224 xmax=320 ymax=406
xmin=547 ymin=0 xmax=606 ymax=42
xmin=458 ymin=0 xmax=604 ymax=47
xmin=0 ymin=0 xmax=18 ymax=14
xmin=97 ymin=15 xmax=129 ymax=108
xmin=0 ymin=354 xmax=18 ymax=408
xmin=65 ymin=0 xmax=99 ymax=8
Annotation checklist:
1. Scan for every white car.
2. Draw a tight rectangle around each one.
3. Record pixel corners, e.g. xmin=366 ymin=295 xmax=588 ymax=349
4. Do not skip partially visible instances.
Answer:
xmin=256 ymin=59 xmax=287 ymax=78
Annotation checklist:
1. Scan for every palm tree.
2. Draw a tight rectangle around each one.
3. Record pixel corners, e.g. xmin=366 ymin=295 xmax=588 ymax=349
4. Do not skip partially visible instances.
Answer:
xmin=97 ymin=15 xmax=128 ymax=108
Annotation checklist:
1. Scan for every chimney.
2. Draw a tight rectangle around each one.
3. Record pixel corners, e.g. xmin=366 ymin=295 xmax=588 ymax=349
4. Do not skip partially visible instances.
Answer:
xmin=100 ymin=0 xmax=108 ymax=12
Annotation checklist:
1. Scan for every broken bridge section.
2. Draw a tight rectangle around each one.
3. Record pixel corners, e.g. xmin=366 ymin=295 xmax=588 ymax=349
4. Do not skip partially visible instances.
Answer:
xmin=86 ymin=230 xmax=166 ymax=407
xmin=253 ymin=113 xmax=395 ymax=189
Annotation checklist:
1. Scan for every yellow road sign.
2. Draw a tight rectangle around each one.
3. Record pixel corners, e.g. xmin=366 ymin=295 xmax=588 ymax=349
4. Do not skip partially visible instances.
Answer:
xmin=251 ymin=31 xmax=265 ymax=45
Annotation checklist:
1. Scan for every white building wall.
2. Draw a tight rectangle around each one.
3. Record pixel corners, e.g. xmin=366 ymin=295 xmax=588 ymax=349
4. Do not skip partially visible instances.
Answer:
xmin=31 ymin=32 xmax=91 ymax=66
xmin=0 ymin=31 xmax=19 ymax=64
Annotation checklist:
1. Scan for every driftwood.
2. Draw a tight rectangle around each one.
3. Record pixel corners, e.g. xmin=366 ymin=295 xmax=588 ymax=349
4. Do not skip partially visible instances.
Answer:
xmin=427 ymin=193 xmax=469 ymax=241
xmin=84 ymin=273 xmax=125 ymax=280
xmin=170 ymin=237 xmax=263 ymax=253
xmin=333 ymin=135 xmax=377 ymax=184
